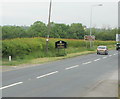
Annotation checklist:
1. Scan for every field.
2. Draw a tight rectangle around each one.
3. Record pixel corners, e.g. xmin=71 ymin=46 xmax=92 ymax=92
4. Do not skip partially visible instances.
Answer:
xmin=2 ymin=37 xmax=116 ymax=66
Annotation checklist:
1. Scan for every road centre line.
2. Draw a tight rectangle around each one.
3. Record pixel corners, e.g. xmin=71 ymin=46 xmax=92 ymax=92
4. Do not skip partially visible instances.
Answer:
xmin=103 ymin=56 xmax=107 ymax=59
xmin=94 ymin=58 xmax=101 ymax=62
xmin=114 ymin=53 xmax=118 ymax=55
xmin=109 ymin=55 xmax=112 ymax=57
xmin=65 ymin=65 xmax=79 ymax=70
xmin=0 ymin=82 xmax=23 ymax=90
xmin=1 ymin=52 xmax=117 ymax=90
xmin=82 ymin=61 xmax=92 ymax=65
xmin=36 ymin=71 xmax=58 ymax=79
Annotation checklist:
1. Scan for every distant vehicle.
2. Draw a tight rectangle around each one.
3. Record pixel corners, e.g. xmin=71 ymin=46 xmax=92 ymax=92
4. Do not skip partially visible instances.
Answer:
xmin=97 ymin=46 xmax=108 ymax=55
xmin=116 ymin=43 xmax=120 ymax=50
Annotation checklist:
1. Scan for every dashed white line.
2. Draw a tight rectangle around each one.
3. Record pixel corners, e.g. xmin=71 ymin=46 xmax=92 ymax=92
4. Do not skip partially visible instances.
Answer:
xmin=82 ymin=61 xmax=92 ymax=65
xmin=0 ymin=82 xmax=23 ymax=90
xmin=109 ymin=55 xmax=112 ymax=57
xmin=114 ymin=53 xmax=118 ymax=55
xmin=36 ymin=71 xmax=58 ymax=79
xmin=65 ymin=65 xmax=79 ymax=70
xmin=94 ymin=58 xmax=101 ymax=62
xmin=103 ymin=56 xmax=107 ymax=59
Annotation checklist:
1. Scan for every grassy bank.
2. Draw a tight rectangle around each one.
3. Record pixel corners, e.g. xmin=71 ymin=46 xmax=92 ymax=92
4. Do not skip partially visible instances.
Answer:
xmin=2 ymin=50 xmax=96 ymax=66
xmin=2 ymin=37 xmax=116 ymax=66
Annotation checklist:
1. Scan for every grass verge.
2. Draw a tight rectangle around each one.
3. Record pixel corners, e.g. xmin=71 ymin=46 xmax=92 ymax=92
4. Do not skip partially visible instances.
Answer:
xmin=2 ymin=45 xmax=115 ymax=66
xmin=2 ymin=50 xmax=95 ymax=66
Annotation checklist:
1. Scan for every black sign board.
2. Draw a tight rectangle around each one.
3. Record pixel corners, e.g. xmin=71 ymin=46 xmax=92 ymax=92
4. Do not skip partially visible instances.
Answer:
xmin=55 ymin=40 xmax=67 ymax=49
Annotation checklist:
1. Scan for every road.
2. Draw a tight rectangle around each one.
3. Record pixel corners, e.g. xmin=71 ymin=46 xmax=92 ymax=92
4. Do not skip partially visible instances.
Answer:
xmin=1 ymin=50 xmax=118 ymax=97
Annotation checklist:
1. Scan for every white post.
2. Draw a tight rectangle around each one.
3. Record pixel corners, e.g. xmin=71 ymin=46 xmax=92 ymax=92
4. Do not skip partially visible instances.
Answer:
xmin=9 ymin=56 xmax=12 ymax=61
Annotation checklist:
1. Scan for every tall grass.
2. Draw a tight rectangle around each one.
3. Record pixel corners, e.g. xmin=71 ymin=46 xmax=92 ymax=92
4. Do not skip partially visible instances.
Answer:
xmin=2 ymin=37 xmax=116 ymax=60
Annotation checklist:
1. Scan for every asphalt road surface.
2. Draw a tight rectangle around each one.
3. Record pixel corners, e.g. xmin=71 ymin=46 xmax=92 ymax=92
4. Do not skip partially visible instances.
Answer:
xmin=2 ymin=50 xmax=118 ymax=97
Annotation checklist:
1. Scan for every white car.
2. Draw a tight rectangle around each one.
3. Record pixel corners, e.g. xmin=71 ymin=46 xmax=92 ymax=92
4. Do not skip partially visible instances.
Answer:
xmin=97 ymin=46 xmax=108 ymax=55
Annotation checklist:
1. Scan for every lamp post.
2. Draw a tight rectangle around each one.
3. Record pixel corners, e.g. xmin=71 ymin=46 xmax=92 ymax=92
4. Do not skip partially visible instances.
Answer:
xmin=46 ymin=0 xmax=52 ymax=53
xmin=89 ymin=4 xmax=103 ymax=48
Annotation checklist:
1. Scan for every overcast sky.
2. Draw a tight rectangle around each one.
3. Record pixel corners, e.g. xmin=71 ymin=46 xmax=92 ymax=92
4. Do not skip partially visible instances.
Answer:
xmin=0 ymin=0 xmax=119 ymax=28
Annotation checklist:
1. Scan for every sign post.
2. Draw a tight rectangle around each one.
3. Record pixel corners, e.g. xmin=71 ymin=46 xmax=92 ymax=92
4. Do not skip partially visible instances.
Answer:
xmin=9 ymin=56 xmax=12 ymax=61
xmin=84 ymin=35 xmax=95 ymax=48
xmin=55 ymin=40 xmax=67 ymax=56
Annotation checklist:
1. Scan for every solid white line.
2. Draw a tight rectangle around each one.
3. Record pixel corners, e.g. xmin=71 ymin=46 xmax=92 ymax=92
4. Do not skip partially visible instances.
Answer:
xmin=103 ymin=57 xmax=107 ymax=59
xmin=82 ymin=61 xmax=92 ymax=65
xmin=113 ymin=54 xmax=116 ymax=55
xmin=65 ymin=65 xmax=79 ymax=70
xmin=0 ymin=82 xmax=23 ymax=90
xmin=36 ymin=71 xmax=58 ymax=79
xmin=94 ymin=58 xmax=101 ymax=62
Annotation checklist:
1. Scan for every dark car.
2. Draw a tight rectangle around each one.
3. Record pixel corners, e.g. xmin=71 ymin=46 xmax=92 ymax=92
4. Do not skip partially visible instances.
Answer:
xmin=116 ymin=43 xmax=120 ymax=50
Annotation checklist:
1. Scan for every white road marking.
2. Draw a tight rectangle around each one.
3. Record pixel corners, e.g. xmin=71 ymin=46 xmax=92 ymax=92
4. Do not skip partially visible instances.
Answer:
xmin=82 ymin=61 xmax=92 ymax=65
xmin=65 ymin=65 xmax=79 ymax=70
xmin=103 ymin=57 xmax=107 ymax=59
xmin=36 ymin=71 xmax=58 ymax=79
xmin=0 ymin=82 xmax=23 ymax=90
xmin=94 ymin=58 xmax=101 ymax=62
xmin=114 ymin=53 xmax=118 ymax=55
xmin=109 ymin=55 xmax=112 ymax=57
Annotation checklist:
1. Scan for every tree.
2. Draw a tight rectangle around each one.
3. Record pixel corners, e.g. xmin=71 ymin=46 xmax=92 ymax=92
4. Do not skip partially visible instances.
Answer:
xmin=68 ymin=23 xmax=85 ymax=39
xmin=2 ymin=21 xmax=118 ymax=41
xmin=50 ymin=22 xmax=69 ymax=38
xmin=26 ymin=21 xmax=47 ymax=37
xmin=2 ymin=26 xmax=26 ymax=39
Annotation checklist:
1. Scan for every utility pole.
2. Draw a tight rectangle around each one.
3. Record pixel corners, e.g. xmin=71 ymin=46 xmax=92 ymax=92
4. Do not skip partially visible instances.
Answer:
xmin=89 ymin=6 xmax=93 ymax=48
xmin=46 ymin=0 xmax=52 ymax=53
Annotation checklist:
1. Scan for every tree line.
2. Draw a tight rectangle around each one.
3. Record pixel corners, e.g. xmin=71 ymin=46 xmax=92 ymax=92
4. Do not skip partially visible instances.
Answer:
xmin=2 ymin=21 xmax=118 ymax=41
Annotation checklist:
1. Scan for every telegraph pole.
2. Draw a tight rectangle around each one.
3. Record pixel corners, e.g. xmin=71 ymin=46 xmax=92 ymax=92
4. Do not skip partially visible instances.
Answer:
xmin=46 ymin=0 xmax=52 ymax=53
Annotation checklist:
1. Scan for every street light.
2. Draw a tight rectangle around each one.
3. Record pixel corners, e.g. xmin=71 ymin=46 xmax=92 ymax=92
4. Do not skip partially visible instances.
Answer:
xmin=89 ymin=4 xmax=103 ymax=48
xmin=46 ymin=0 xmax=52 ymax=53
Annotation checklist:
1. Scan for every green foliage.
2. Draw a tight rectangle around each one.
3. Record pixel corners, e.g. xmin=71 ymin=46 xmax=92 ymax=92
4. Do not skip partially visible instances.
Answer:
xmin=26 ymin=21 xmax=47 ymax=37
xmin=68 ymin=23 xmax=85 ymax=39
xmin=2 ymin=26 xmax=26 ymax=39
xmin=86 ymin=28 xmax=117 ymax=41
xmin=2 ymin=37 xmax=116 ymax=60
xmin=50 ymin=22 xmax=69 ymax=38
xmin=1 ymin=21 xmax=118 ymax=41
xmin=2 ymin=38 xmax=44 ymax=58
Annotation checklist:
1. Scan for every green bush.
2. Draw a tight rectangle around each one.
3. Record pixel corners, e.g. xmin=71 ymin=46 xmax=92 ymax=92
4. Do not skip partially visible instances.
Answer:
xmin=2 ymin=37 xmax=116 ymax=59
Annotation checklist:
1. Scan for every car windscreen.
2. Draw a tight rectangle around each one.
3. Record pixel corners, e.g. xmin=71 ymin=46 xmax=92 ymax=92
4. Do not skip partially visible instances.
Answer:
xmin=98 ymin=46 xmax=106 ymax=49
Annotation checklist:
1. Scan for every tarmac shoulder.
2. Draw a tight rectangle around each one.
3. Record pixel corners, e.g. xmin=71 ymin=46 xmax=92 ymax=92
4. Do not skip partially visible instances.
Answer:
xmin=84 ymin=70 xmax=118 ymax=97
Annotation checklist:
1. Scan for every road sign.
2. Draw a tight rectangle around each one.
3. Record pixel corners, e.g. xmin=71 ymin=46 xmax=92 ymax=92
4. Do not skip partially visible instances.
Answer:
xmin=55 ymin=40 xmax=67 ymax=49
xmin=116 ymin=34 xmax=120 ymax=41
xmin=84 ymin=35 xmax=95 ymax=41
